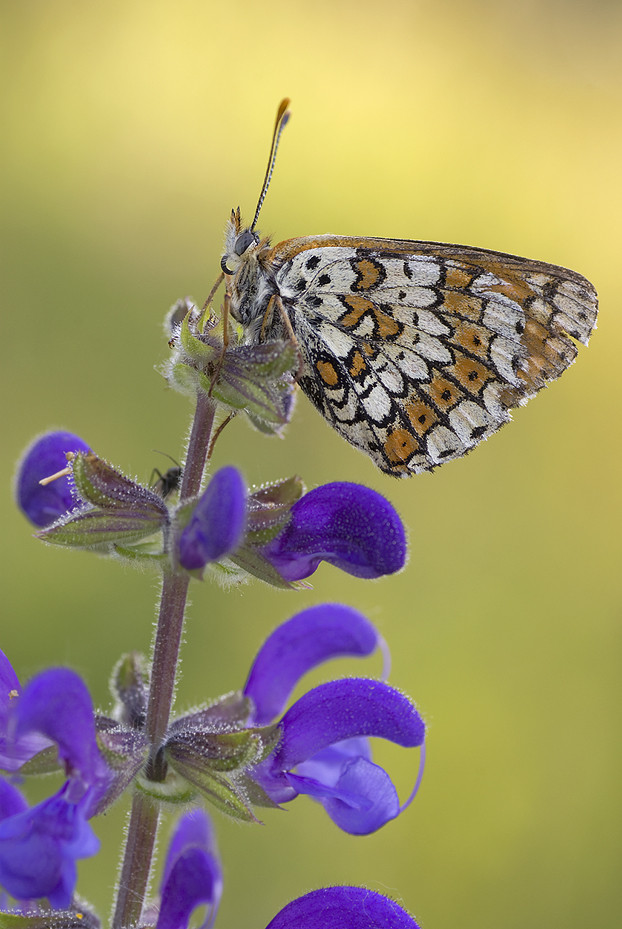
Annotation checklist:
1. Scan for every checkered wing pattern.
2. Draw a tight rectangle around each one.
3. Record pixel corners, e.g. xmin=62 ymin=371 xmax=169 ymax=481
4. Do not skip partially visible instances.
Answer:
xmin=267 ymin=235 xmax=597 ymax=475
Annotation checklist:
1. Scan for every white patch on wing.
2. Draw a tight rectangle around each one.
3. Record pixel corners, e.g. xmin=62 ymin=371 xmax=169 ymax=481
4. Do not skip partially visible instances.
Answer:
xmin=362 ymin=383 xmax=392 ymax=422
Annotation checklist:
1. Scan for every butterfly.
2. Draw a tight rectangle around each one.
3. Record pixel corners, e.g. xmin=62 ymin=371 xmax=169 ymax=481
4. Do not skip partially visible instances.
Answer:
xmin=218 ymin=99 xmax=598 ymax=477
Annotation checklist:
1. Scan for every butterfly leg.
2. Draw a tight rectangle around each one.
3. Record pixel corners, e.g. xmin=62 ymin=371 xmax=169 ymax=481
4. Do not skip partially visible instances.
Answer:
xmin=207 ymin=281 xmax=233 ymax=397
xmin=261 ymin=293 xmax=304 ymax=380
xmin=207 ymin=412 xmax=235 ymax=460
xmin=200 ymin=271 xmax=225 ymax=322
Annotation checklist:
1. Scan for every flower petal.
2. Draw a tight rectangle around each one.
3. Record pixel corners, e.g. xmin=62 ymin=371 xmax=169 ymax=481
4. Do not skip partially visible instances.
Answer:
xmin=243 ymin=605 xmax=380 ymax=725
xmin=157 ymin=810 xmax=222 ymax=929
xmin=178 ymin=466 xmax=247 ymax=570
xmin=291 ymin=756 xmax=400 ymax=835
xmin=0 ymin=650 xmax=51 ymax=772
xmin=274 ymin=678 xmax=425 ymax=772
xmin=0 ymin=783 xmax=99 ymax=908
xmin=14 ymin=669 xmax=102 ymax=784
xmin=264 ymin=886 xmax=421 ymax=929
xmin=15 ymin=431 xmax=90 ymax=528
xmin=0 ymin=779 xmax=28 ymax=822
xmin=260 ymin=483 xmax=406 ymax=581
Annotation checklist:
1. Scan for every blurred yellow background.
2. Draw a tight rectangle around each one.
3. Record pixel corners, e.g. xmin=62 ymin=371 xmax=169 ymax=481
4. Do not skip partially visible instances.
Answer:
xmin=1 ymin=1 xmax=620 ymax=926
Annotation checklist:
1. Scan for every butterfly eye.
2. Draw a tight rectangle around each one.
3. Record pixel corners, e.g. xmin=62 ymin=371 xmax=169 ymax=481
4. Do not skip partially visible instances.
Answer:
xmin=234 ymin=229 xmax=259 ymax=256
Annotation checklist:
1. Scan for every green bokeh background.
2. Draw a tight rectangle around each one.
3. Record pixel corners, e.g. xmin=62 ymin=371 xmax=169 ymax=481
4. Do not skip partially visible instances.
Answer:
xmin=1 ymin=1 xmax=620 ymax=927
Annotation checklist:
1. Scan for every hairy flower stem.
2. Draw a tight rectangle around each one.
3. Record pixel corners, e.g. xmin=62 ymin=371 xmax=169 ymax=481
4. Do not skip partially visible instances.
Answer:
xmin=112 ymin=393 xmax=217 ymax=929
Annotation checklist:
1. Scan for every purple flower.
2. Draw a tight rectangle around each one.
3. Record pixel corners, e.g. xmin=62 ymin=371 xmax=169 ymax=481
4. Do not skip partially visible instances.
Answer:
xmin=15 ymin=431 xmax=90 ymax=528
xmin=0 ymin=779 xmax=99 ymax=908
xmin=265 ymin=887 xmax=421 ymax=929
xmin=156 ymin=810 xmax=222 ymax=929
xmin=178 ymin=466 xmax=247 ymax=571
xmin=243 ymin=605 xmax=424 ymax=835
xmin=259 ymin=482 xmax=406 ymax=581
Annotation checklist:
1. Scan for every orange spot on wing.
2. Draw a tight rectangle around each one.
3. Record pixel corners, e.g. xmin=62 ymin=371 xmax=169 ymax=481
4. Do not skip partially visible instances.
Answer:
xmin=384 ymin=428 xmax=420 ymax=464
xmin=442 ymin=290 xmax=483 ymax=322
xmin=445 ymin=265 xmax=475 ymax=289
xmin=342 ymin=295 xmax=375 ymax=327
xmin=480 ymin=261 xmax=537 ymax=305
xmin=354 ymin=258 xmax=382 ymax=291
xmin=517 ymin=318 xmax=575 ymax=389
xmin=450 ymin=320 xmax=490 ymax=358
xmin=375 ymin=310 xmax=401 ymax=339
xmin=447 ymin=352 xmax=494 ymax=395
xmin=349 ymin=350 xmax=367 ymax=378
xmin=341 ymin=295 xmax=401 ymax=338
xmin=403 ymin=395 xmax=439 ymax=436
xmin=316 ymin=360 xmax=340 ymax=387
xmin=422 ymin=373 xmax=463 ymax=411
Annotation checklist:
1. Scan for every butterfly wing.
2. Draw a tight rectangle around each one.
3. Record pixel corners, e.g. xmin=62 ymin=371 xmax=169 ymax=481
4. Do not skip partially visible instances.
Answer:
xmin=264 ymin=235 xmax=597 ymax=476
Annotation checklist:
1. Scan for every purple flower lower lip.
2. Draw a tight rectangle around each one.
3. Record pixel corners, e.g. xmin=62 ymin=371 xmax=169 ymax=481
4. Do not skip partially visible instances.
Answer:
xmin=251 ymin=677 xmax=425 ymax=835
xmin=0 ymin=780 xmax=99 ymax=908
xmin=264 ymin=886 xmax=421 ymax=929
xmin=259 ymin=482 xmax=407 ymax=581
xmin=15 ymin=431 xmax=91 ymax=528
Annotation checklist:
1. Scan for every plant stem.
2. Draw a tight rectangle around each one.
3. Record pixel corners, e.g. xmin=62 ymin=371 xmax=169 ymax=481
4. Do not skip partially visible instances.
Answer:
xmin=111 ymin=791 xmax=160 ymax=929
xmin=111 ymin=393 xmax=216 ymax=929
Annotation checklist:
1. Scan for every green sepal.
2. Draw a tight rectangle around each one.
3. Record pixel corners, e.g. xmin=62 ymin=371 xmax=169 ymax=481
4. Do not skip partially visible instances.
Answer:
xmin=112 ymin=544 xmax=169 ymax=564
xmin=181 ymin=690 xmax=254 ymax=729
xmin=236 ymin=770 xmax=286 ymax=809
xmin=71 ymin=454 xmax=167 ymax=515
xmin=245 ymin=475 xmax=304 ymax=545
xmin=167 ymin=360 xmax=204 ymax=397
xmin=109 ymin=652 xmax=149 ymax=729
xmin=36 ymin=507 xmax=166 ymax=549
xmin=166 ymin=723 xmax=279 ymax=774
xmin=0 ymin=903 xmax=99 ymax=929
xmin=228 ymin=545 xmax=295 ymax=589
xmin=165 ymin=761 xmax=260 ymax=822
xmin=179 ymin=309 xmax=221 ymax=365
xmin=162 ymin=715 xmax=281 ymax=821
xmin=211 ymin=341 xmax=296 ymax=425
xmin=136 ymin=768 xmax=197 ymax=805
xmin=244 ymin=408 xmax=289 ymax=436
xmin=96 ymin=724 xmax=149 ymax=773
xmin=16 ymin=744 xmax=61 ymax=776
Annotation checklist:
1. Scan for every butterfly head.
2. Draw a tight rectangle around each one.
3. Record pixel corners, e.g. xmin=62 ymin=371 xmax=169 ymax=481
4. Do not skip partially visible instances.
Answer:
xmin=221 ymin=207 xmax=260 ymax=276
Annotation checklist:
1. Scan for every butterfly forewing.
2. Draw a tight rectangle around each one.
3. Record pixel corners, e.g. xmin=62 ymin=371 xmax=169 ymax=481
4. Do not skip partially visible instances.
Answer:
xmin=259 ymin=235 xmax=597 ymax=475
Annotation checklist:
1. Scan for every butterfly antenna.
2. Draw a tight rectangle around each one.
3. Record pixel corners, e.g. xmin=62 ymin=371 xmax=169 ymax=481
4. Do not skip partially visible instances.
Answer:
xmin=250 ymin=98 xmax=291 ymax=232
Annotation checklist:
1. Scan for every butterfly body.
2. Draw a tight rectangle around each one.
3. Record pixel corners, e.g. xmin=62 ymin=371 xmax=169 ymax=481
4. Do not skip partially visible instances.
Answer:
xmin=222 ymin=205 xmax=597 ymax=477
